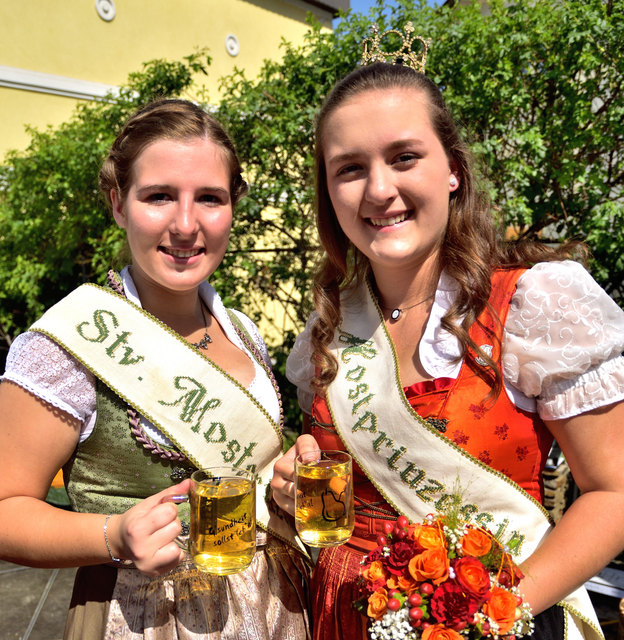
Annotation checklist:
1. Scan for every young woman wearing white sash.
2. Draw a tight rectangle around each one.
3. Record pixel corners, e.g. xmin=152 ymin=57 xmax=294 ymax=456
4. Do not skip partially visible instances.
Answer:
xmin=271 ymin=60 xmax=624 ymax=639
xmin=0 ymin=100 xmax=310 ymax=639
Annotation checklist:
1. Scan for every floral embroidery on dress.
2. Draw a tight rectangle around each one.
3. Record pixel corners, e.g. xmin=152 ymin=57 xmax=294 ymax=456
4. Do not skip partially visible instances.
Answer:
xmin=469 ymin=403 xmax=486 ymax=420
xmin=478 ymin=450 xmax=493 ymax=465
xmin=451 ymin=430 xmax=469 ymax=445
xmin=516 ymin=446 xmax=529 ymax=461
xmin=494 ymin=423 xmax=510 ymax=440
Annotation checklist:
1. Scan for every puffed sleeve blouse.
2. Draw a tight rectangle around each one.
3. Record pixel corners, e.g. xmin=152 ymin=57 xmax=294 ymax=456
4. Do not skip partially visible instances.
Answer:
xmin=286 ymin=260 xmax=624 ymax=422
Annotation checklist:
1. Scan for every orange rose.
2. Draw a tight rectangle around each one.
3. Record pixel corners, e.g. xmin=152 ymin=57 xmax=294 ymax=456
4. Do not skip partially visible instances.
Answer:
xmin=460 ymin=527 xmax=492 ymax=557
xmin=367 ymin=588 xmax=388 ymax=621
xmin=387 ymin=572 xmax=419 ymax=594
xmin=421 ymin=624 xmax=464 ymax=640
xmin=483 ymin=586 xmax=518 ymax=634
xmin=412 ymin=523 xmax=446 ymax=549
xmin=408 ymin=547 xmax=450 ymax=585
xmin=363 ymin=560 xmax=388 ymax=585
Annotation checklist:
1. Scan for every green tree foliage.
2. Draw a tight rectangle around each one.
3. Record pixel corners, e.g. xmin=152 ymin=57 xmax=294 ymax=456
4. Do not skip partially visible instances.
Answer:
xmin=0 ymin=52 xmax=211 ymax=349
xmin=0 ymin=0 xmax=622 ymax=426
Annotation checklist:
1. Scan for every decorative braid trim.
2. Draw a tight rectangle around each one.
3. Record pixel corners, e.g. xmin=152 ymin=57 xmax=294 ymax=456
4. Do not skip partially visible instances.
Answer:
xmin=127 ymin=406 xmax=187 ymax=462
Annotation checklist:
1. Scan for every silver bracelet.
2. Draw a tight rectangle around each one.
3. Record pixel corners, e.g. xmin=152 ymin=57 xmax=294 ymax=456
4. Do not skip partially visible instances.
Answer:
xmin=103 ymin=514 xmax=123 ymax=563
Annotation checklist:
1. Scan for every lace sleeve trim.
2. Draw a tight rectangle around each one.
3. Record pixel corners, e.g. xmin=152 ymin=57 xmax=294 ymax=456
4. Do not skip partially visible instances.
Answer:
xmin=538 ymin=355 xmax=624 ymax=421
xmin=2 ymin=331 xmax=96 ymax=426
xmin=1 ymin=371 xmax=84 ymax=423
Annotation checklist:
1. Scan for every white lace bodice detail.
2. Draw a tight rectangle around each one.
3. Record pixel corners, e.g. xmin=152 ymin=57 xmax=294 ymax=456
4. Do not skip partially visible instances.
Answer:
xmin=286 ymin=260 xmax=624 ymax=420
xmin=2 ymin=268 xmax=279 ymax=442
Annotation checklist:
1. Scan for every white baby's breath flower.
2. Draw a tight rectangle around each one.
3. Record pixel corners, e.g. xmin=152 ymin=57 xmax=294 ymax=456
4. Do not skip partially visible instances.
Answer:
xmin=368 ymin=608 xmax=420 ymax=640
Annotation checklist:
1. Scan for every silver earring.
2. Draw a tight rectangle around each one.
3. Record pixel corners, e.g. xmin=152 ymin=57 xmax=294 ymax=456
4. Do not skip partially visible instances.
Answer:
xmin=449 ymin=176 xmax=458 ymax=187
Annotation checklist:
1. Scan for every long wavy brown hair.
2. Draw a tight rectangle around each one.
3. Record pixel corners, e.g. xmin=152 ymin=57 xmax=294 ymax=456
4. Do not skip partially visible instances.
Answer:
xmin=311 ymin=62 xmax=583 ymax=399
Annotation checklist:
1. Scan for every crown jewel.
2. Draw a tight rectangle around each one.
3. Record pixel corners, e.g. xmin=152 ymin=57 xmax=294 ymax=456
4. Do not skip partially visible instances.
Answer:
xmin=361 ymin=22 xmax=431 ymax=74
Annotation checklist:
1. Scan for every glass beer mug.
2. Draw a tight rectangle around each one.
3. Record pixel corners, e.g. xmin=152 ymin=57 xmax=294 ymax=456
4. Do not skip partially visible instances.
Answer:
xmin=187 ymin=466 xmax=256 ymax=575
xmin=294 ymin=450 xmax=354 ymax=547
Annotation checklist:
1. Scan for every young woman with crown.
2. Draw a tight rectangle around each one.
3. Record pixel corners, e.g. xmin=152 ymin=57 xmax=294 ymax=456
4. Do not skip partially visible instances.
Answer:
xmin=271 ymin=24 xmax=624 ymax=640
xmin=0 ymin=99 xmax=311 ymax=639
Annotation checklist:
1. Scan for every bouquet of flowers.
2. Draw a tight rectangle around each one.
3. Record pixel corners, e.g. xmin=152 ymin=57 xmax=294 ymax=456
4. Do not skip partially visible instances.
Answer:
xmin=354 ymin=509 xmax=534 ymax=640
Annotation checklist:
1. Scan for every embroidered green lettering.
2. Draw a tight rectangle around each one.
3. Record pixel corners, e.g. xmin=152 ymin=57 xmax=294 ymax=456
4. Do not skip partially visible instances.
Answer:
xmin=415 ymin=479 xmax=444 ymax=502
xmin=222 ymin=439 xmax=243 ymax=463
xmin=345 ymin=365 xmax=366 ymax=382
xmin=159 ymin=377 xmax=221 ymax=432
xmin=460 ymin=504 xmax=479 ymax=519
xmin=348 ymin=383 xmax=369 ymax=400
xmin=400 ymin=463 xmax=425 ymax=488
xmin=338 ymin=331 xmax=377 ymax=362
xmin=434 ymin=494 xmax=455 ymax=512
xmin=105 ymin=331 xmax=145 ymax=365
xmin=119 ymin=349 xmax=145 ymax=365
xmin=76 ymin=310 xmax=144 ymax=364
xmin=245 ymin=463 xmax=258 ymax=481
xmin=474 ymin=512 xmax=495 ymax=528
xmin=351 ymin=394 xmax=374 ymax=414
xmin=491 ymin=517 xmax=510 ymax=540
xmin=76 ymin=309 xmax=117 ymax=343
xmin=387 ymin=446 xmax=406 ymax=470
xmin=233 ymin=442 xmax=258 ymax=467
xmin=372 ymin=432 xmax=393 ymax=453
xmin=352 ymin=411 xmax=377 ymax=433
xmin=201 ymin=422 xmax=227 ymax=442
xmin=106 ymin=330 xmax=131 ymax=356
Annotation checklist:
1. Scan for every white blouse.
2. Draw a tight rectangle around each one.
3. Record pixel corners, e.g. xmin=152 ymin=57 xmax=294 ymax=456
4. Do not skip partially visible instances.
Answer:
xmin=2 ymin=268 xmax=279 ymax=443
xmin=286 ymin=261 xmax=624 ymax=421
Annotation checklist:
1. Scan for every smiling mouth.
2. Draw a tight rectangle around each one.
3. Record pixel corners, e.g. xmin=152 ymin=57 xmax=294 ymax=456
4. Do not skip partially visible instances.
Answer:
xmin=160 ymin=247 xmax=205 ymax=258
xmin=368 ymin=212 xmax=409 ymax=227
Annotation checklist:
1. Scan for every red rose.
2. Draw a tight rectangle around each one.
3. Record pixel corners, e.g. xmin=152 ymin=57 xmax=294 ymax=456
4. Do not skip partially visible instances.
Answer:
xmin=366 ymin=547 xmax=385 ymax=564
xmin=498 ymin=559 xmax=525 ymax=588
xmin=386 ymin=540 xmax=417 ymax=575
xmin=454 ymin=556 xmax=491 ymax=601
xmin=430 ymin=581 xmax=480 ymax=628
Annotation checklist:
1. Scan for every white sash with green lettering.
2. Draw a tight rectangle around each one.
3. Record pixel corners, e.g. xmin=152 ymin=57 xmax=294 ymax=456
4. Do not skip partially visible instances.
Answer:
xmin=327 ymin=282 xmax=602 ymax=640
xmin=31 ymin=283 xmax=302 ymax=552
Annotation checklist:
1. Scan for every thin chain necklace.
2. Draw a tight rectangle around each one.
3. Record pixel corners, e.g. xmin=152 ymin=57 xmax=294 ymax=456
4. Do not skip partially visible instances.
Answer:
xmin=381 ymin=293 xmax=435 ymax=321
xmin=190 ymin=301 xmax=212 ymax=349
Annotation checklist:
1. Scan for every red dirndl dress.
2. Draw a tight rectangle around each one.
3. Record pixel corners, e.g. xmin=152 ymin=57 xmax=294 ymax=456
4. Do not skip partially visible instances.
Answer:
xmin=307 ymin=270 xmax=558 ymax=640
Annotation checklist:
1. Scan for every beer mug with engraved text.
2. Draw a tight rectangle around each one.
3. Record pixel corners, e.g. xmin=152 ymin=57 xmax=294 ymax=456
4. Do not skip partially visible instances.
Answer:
xmin=187 ymin=466 xmax=256 ymax=575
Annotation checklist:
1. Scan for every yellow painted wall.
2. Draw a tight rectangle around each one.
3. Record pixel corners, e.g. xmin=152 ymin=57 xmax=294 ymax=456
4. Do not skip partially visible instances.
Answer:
xmin=0 ymin=0 xmax=336 ymax=158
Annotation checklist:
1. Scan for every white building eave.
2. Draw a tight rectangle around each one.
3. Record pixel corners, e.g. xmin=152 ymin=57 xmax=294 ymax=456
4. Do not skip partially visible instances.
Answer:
xmin=0 ymin=65 xmax=119 ymax=101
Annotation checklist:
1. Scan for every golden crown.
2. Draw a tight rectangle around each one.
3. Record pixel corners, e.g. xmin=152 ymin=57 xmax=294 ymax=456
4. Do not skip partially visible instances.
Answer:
xmin=361 ymin=22 xmax=431 ymax=74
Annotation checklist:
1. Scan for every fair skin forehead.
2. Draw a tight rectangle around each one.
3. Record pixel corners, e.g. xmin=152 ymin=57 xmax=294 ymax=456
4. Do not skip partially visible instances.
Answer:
xmin=129 ymin=136 xmax=230 ymax=196
xmin=323 ymin=87 xmax=446 ymax=169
